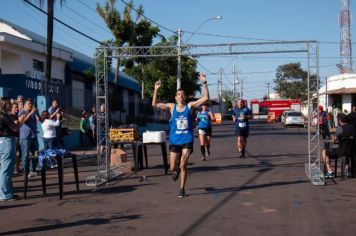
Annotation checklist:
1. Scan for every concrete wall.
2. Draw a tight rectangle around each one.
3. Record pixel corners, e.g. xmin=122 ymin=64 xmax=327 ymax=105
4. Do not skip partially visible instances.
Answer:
xmin=0 ymin=44 xmax=66 ymax=81
xmin=1 ymin=49 xmax=21 ymax=74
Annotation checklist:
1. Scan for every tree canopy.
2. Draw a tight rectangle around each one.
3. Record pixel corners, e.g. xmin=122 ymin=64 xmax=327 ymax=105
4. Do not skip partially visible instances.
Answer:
xmin=123 ymin=36 xmax=200 ymax=100
xmin=274 ymin=63 xmax=317 ymax=101
xmin=97 ymin=0 xmax=201 ymax=100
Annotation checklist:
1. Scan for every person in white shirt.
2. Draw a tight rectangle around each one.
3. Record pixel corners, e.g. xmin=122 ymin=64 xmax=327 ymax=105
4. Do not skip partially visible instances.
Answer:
xmin=40 ymin=111 xmax=60 ymax=149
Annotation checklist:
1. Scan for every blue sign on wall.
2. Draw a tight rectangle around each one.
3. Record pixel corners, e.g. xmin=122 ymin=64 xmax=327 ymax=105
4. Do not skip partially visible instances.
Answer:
xmin=0 ymin=74 xmax=62 ymax=100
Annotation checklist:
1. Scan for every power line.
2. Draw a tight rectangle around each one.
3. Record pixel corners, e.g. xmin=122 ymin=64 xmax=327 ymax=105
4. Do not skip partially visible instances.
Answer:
xmin=63 ymin=4 xmax=112 ymax=34
xmin=197 ymin=61 xmax=215 ymax=74
xmin=181 ymin=30 xmax=286 ymax=42
xmin=14 ymin=0 xmax=93 ymax=54
xmin=118 ymin=0 xmax=176 ymax=34
xmin=206 ymin=70 xmax=276 ymax=76
xmin=76 ymin=0 xmax=99 ymax=14
xmin=59 ymin=7 xmax=106 ymax=39
xmin=23 ymin=0 xmax=105 ymax=45
xmin=222 ymin=70 xmax=233 ymax=85
xmin=180 ymin=30 xmax=356 ymax=44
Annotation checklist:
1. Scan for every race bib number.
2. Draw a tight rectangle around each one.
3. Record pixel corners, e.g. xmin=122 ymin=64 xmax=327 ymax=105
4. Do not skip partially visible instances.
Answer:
xmin=239 ymin=122 xmax=247 ymax=128
xmin=177 ymin=117 xmax=188 ymax=130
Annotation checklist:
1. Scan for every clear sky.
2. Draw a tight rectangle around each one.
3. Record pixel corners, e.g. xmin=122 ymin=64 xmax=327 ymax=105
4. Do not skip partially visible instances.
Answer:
xmin=1 ymin=0 xmax=355 ymax=100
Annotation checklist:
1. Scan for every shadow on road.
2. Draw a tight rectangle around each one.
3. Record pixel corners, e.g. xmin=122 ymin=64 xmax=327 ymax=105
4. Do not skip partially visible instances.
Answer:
xmin=190 ymin=179 xmax=308 ymax=197
xmin=178 ymin=154 xmax=307 ymax=236
xmin=0 ymin=214 xmax=141 ymax=235
xmin=0 ymin=203 xmax=35 ymax=211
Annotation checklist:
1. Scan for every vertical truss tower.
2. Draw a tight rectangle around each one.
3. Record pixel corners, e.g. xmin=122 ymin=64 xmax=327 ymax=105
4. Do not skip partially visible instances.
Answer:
xmin=339 ymin=0 xmax=353 ymax=73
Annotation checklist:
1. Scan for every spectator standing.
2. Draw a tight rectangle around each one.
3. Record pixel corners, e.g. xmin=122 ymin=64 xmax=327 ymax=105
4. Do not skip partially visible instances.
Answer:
xmin=347 ymin=105 xmax=356 ymax=134
xmin=318 ymin=105 xmax=331 ymax=139
xmin=80 ymin=111 xmax=88 ymax=146
xmin=9 ymin=103 xmax=21 ymax=173
xmin=18 ymin=98 xmax=40 ymax=177
xmin=0 ymin=97 xmax=22 ymax=201
xmin=41 ymin=111 xmax=61 ymax=149
xmin=88 ymin=110 xmax=96 ymax=146
xmin=16 ymin=95 xmax=24 ymax=111
xmin=333 ymin=106 xmax=339 ymax=128
xmin=48 ymin=99 xmax=63 ymax=147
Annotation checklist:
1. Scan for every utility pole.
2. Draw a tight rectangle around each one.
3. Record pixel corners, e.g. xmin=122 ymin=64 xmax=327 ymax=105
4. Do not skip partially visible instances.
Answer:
xmin=325 ymin=76 xmax=328 ymax=108
xmin=240 ymin=78 xmax=243 ymax=99
xmin=141 ymin=66 xmax=144 ymax=99
xmin=267 ymin=82 xmax=270 ymax=100
xmin=219 ymin=69 xmax=223 ymax=113
xmin=141 ymin=81 xmax=144 ymax=99
xmin=177 ymin=28 xmax=182 ymax=89
xmin=233 ymin=65 xmax=237 ymax=100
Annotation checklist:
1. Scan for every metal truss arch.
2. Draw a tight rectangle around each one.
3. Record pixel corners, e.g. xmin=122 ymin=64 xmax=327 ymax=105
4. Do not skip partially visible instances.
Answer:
xmin=87 ymin=40 xmax=322 ymax=186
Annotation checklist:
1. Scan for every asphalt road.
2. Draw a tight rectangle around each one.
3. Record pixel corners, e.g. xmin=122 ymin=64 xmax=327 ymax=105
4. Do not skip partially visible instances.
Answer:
xmin=1 ymin=120 xmax=356 ymax=236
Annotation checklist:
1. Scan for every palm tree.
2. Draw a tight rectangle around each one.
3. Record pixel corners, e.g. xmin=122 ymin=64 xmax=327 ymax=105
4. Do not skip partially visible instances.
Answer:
xmin=97 ymin=0 xmax=140 ymax=84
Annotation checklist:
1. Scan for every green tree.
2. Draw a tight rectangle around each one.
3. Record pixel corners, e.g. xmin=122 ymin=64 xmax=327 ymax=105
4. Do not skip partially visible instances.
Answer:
xmin=27 ymin=0 xmax=65 ymax=82
xmin=123 ymin=36 xmax=200 ymax=100
xmin=222 ymin=89 xmax=235 ymax=109
xmin=97 ymin=0 xmax=157 ymax=85
xmin=274 ymin=63 xmax=317 ymax=101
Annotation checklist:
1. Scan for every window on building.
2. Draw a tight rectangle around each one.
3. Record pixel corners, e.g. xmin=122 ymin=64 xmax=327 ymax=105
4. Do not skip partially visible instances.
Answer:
xmin=33 ymin=59 xmax=44 ymax=72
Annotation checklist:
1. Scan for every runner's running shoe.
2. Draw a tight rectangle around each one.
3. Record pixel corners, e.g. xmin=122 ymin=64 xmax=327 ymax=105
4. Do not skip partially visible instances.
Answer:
xmin=179 ymin=188 xmax=186 ymax=198
xmin=172 ymin=169 xmax=181 ymax=182
xmin=325 ymin=171 xmax=334 ymax=178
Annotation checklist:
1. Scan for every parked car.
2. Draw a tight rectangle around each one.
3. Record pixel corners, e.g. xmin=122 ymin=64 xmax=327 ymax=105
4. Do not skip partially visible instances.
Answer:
xmin=282 ymin=111 xmax=305 ymax=127
xmin=280 ymin=110 xmax=289 ymax=125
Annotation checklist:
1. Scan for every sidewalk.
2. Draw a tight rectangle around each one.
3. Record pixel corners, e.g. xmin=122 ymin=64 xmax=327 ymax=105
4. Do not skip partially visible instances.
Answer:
xmin=69 ymin=146 xmax=97 ymax=161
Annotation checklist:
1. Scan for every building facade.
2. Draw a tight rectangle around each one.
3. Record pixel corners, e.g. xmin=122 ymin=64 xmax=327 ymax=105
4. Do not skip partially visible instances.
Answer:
xmin=319 ymin=73 xmax=356 ymax=114
xmin=0 ymin=19 xmax=142 ymax=129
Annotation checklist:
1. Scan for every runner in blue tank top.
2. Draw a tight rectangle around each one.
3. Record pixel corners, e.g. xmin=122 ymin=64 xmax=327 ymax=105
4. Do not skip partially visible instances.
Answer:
xmin=232 ymin=99 xmax=252 ymax=158
xmin=196 ymin=103 xmax=216 ymax=161
xmin=152 ymin=73 xmax=210 ymax=198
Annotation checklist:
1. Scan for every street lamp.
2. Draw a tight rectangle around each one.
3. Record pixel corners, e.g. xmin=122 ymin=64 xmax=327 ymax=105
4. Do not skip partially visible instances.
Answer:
xmin=176 ymin=16 xmax=222 ymax=89
xmin=184 ymin=16 xmax=222 ymax=44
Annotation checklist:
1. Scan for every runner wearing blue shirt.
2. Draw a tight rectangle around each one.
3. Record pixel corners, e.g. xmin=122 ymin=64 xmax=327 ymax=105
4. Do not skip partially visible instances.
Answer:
xmin=196 ymin=103 xmax=216 ymax=161
xmin=152 ymin=73 xmax=210 ymax=198
xmin=232 ymin=99 xmax=252 ymax=158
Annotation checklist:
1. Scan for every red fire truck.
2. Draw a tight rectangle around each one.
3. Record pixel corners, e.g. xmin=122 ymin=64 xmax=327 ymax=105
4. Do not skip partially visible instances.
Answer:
xmin=250 ymin=99 xmax=302 ymax=121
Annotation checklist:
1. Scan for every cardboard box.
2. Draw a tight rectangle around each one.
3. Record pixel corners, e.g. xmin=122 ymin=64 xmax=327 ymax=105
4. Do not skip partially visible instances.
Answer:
xmin=110 ymin=148 xmax=127 ymax=166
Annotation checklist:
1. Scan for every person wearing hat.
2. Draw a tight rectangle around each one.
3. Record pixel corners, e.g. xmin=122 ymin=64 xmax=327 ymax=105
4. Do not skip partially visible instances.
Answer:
xmin=196 ymin=102 xmax=216 ymax=161
xmin=152 ymin=73 xmax=210 ymax=198
xmin=232 ymin=99 xmax=252 ymax=158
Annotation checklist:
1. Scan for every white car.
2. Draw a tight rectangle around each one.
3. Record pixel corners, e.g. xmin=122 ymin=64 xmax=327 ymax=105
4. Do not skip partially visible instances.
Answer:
xmin=282 ymin=111 xmax=305 ymax=127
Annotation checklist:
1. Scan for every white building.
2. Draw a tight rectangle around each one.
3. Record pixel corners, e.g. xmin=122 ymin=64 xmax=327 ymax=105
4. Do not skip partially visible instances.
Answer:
xmin=319 ymin=73 xmax=356 ymax=113
xmin=0 ymin=18 xmax=142 ymax=125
